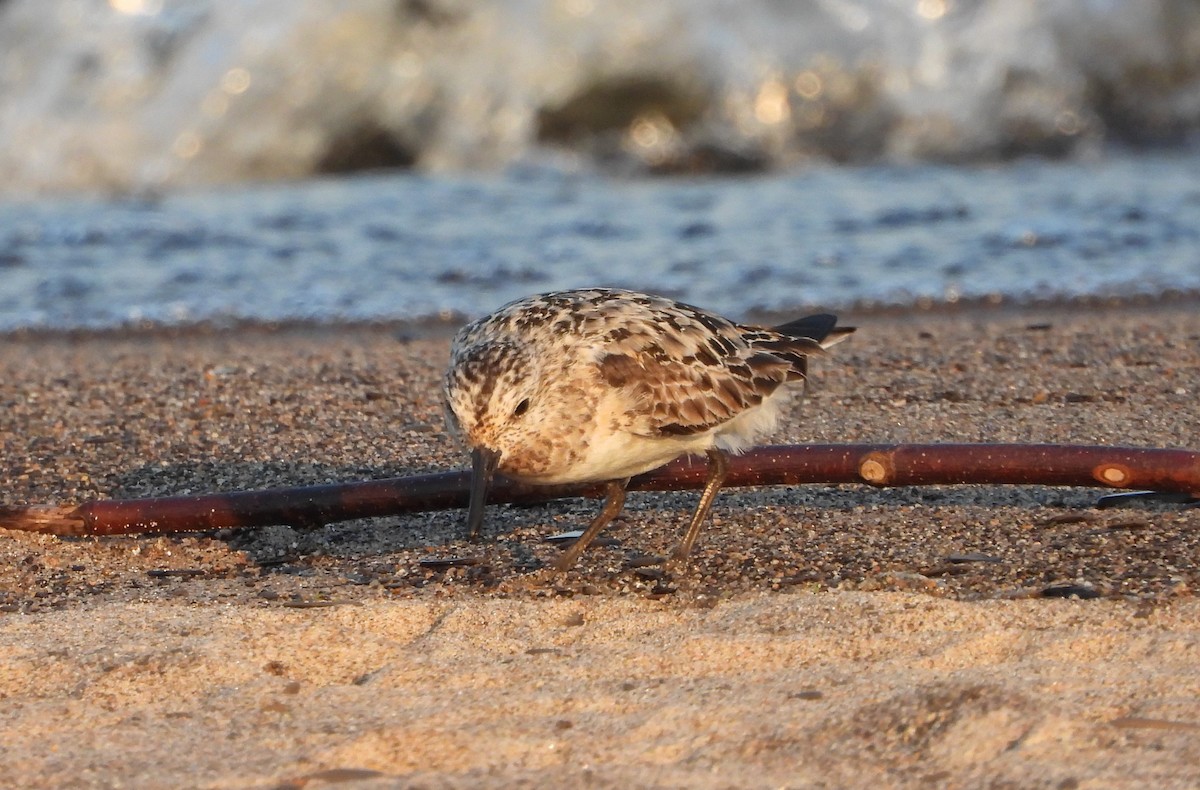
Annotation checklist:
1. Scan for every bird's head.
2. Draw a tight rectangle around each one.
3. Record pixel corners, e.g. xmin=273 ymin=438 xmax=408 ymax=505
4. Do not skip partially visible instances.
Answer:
xmin=443 ymin=339 xmax=542 ymax=538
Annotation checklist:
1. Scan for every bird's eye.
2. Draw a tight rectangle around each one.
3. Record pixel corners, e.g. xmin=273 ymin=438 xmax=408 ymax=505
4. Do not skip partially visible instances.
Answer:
xmin=513 ymin=398 xmax=531 ymax=417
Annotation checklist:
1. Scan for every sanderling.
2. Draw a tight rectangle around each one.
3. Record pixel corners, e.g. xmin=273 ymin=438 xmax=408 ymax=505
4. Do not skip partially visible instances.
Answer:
xmin=443 ymin=288 xmax=853 ymax=570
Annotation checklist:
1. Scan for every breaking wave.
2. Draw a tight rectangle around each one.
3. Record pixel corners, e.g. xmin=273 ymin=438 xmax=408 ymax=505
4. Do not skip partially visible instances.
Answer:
xmin=2 ymin=0 xmax=1200 ymax=194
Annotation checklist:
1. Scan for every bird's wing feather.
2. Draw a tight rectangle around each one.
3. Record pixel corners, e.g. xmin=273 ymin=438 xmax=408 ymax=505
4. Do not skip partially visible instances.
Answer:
xmin=595 ymin=315 xmax=819 ymax=438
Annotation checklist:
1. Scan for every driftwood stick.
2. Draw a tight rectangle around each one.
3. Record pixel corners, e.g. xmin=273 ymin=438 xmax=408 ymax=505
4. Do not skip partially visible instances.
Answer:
xmin=1 ymin=443 xmax=1198 ymax=538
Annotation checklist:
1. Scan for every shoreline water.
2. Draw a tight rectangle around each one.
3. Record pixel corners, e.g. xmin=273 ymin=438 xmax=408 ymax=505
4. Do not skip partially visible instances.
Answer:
xmin=6 ymin=149 xmax=1200 ymax=334
xmin=5 ymin=287 xmax=1200 ymax=345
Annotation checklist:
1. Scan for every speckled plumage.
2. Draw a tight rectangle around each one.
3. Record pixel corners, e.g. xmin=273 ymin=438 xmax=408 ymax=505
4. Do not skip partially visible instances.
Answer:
xmin=444 ymin=288 xmax=853 ymax=569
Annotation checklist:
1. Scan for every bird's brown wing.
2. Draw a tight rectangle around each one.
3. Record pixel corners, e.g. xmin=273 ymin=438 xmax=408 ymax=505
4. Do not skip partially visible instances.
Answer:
xmin=596 ymin=332 xmax=816 ymax=438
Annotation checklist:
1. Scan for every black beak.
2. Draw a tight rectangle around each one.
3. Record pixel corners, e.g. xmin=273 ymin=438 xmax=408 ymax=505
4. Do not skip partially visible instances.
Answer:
xmin=466 ymin=446 xmax=501 ymax=540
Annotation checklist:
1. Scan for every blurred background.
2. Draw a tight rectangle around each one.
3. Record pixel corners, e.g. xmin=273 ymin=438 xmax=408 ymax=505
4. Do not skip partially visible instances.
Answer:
xmin=1 ymin=0 xmax=1199 ymax=330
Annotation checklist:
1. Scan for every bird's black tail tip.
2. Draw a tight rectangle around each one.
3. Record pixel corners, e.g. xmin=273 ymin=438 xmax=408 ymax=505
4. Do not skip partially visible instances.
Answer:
xmin=772 ymin=313 xmax=855 ymax=346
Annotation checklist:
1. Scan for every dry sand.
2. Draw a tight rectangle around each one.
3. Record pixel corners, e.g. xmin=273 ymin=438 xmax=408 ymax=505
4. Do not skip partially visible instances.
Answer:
xmin=1 ymin=299 xmax=1198 ymax=788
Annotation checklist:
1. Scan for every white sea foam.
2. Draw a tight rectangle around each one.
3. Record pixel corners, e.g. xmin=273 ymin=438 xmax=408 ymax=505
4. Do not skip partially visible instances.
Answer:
xmin=1 ymin=0 xmax=1199 ymax=194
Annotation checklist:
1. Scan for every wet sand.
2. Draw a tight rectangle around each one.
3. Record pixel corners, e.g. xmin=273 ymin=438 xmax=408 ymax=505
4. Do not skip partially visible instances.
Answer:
xmin=1 ymin=300 xmax=1198 ymax=788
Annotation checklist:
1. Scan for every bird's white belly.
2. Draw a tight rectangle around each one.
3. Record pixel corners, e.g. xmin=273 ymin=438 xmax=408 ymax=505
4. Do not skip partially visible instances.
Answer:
xmin=516 ymin=387 xmax=794 ymax=485
xmin=710 ymin=387 xmax=792 ymax=453
xmin=565 ymin=429 xmax=713 ymax=483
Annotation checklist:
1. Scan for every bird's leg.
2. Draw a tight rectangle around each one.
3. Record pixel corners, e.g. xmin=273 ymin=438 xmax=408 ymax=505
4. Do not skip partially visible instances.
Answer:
xmin=553 ymin=478 xmax=630 ymax=571
xmin=670 ymin=448 xmax=730 ymax=564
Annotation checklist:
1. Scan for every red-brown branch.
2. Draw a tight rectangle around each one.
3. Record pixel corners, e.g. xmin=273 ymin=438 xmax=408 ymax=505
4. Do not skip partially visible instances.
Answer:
xmin=1 ymin=443 xmax=1198 ymax=537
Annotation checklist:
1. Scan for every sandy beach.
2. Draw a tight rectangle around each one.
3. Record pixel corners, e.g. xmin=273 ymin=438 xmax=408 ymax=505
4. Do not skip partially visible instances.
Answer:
xmin=1 ymin=299 xmax=1198 ymax=788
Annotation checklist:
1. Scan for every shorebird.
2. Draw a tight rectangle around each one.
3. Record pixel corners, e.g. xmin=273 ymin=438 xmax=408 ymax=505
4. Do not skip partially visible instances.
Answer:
xmin=443 ymin=288 xmax=853 ymax=570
